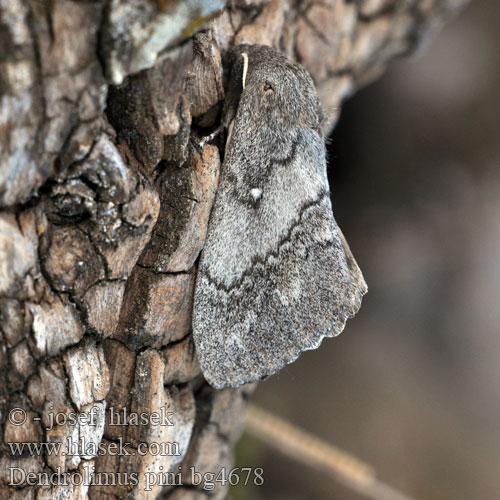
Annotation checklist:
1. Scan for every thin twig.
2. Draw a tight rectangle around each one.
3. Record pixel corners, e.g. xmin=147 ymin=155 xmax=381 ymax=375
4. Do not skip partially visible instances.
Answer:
xmin=245 ymin=403 xmax=416 ymax=500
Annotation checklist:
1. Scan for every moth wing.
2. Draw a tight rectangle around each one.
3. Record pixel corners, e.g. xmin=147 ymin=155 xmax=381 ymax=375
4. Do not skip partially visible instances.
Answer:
xmin=193 ymin=128 xmax=366 ymax=389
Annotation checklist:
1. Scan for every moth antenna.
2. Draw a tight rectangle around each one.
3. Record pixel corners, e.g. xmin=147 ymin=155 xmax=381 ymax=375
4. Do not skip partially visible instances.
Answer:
xmin=241 ymin=52 xmax=249 ymax=89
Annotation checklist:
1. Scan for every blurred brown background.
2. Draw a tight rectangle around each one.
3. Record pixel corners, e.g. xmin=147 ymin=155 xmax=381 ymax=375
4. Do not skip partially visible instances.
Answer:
xmin=235 ymin=1 xmax=500 ymax=499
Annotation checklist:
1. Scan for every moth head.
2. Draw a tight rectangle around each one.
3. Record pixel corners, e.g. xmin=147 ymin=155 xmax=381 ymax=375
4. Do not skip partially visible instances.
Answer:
xmin=223 ymin=45 xmax=324 ymax=134
xmin=243 ymin=47 xmax=321 ymax=126
xmin=241 ymin=52 xmax=275 ymax=95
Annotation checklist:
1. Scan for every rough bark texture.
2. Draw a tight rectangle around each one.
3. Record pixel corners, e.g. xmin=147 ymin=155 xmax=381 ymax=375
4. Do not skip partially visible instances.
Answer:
xmin=0 ymin=0 xmax=467 ymax=499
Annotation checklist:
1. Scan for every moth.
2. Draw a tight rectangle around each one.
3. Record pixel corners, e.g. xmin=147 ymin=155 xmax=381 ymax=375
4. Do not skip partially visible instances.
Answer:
xmin=193 ymin=44 xmax=367 ymax=389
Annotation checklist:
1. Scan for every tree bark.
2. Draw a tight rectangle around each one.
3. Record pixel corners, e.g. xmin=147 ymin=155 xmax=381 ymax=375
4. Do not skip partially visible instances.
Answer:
xmin=0 ymin=0 xmax=467 ymax=499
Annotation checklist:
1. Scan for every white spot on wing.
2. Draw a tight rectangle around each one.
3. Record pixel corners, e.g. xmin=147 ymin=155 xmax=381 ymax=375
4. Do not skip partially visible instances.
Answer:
xmin=250 ymin=188 xmax=262 ymax=200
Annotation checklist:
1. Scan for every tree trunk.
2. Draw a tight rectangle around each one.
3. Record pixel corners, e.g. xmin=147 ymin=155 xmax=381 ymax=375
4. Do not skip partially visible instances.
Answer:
xmin=0 ymin=1 xmax=467 ymax=499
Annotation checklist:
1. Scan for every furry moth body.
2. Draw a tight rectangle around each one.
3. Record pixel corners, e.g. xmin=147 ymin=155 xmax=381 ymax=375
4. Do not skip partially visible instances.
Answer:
xmin=193 ymin=45 xmax=367 ymax=389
